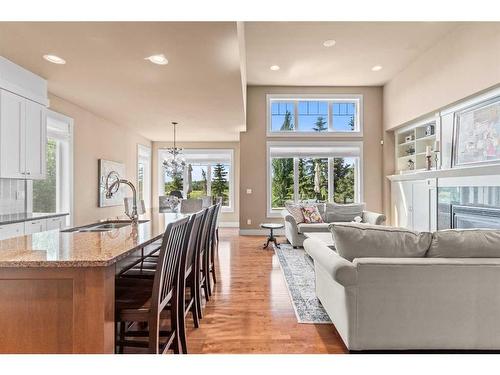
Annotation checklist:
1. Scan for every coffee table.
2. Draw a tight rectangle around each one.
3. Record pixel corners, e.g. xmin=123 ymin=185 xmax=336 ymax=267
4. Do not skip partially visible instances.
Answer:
xmin=260 ymin=223 xmax=284 ymax=249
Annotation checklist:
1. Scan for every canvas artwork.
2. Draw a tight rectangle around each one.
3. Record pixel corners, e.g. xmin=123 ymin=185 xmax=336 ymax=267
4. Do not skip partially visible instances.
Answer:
xmin=455 ymin=98 xmax=500 ymax=166
xmin=98 ymin=159 xmax=126 ymax=207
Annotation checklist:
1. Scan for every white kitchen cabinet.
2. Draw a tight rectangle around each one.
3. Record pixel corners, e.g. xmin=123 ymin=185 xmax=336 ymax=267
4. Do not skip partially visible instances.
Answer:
xmin=24 ymin=219 xmax=47 ymax=235
xmin=0 ymin=90 xmax=25 ymax=178
xmin=24 ymin=99 xmax=46 ymax=179
xmin=0 ymin=222 xmax=24 ymax=240
xmin=46 ymin=216 xmax=66 ymax=230
xmin=0 ymin=89 xmax=46 ymax=179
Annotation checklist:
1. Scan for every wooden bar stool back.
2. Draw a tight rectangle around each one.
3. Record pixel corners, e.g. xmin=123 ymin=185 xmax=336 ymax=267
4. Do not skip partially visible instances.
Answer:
xmin=115 ymin=216 xmax=191 ymax=354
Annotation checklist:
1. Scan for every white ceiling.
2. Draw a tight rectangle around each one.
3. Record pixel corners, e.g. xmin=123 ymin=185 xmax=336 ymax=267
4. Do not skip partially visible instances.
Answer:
xmin=0 ymin=22 xmax=246 ymax=142
xmin=0 ymin=22 xmax=461 ymax=142
xmin=245 ymin=22 xmax=459 ymax=86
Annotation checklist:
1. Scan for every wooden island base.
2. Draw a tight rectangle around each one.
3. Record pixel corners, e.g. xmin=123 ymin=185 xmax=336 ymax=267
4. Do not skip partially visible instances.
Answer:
xmin=0 ymin=266 xmax=115 ymax=353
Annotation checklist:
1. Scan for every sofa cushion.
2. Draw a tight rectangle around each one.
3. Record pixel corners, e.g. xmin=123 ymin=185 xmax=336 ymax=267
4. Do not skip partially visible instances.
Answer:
xmin=297 ymin=223 xmax=330 ymax=233
xmin=302 ymin=205 xmax=324 ymax=223
xmin=329 ymin=223 xmax=432 ymax=262
xmin=427 ymin=229 xmax=500 ymax=258
xmin=325 ymin=203 xmax=365 ymax=223
xmin=285 ymin=202 xmax=305 ymax=224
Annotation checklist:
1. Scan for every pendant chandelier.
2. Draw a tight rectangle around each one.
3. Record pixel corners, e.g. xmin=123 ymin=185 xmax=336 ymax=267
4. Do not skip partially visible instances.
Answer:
xmin=163 ymin=121 xmax=186 ymax=178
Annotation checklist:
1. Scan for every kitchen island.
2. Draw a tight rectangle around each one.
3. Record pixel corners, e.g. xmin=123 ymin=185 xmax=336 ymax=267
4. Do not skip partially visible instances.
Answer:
xmin=0 ymin=211 xmax=187 ymax=354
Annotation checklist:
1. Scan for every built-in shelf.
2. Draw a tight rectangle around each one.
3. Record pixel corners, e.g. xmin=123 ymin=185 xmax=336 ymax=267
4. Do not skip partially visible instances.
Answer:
xmin=395 ymin=120 xmax=437 ymax=173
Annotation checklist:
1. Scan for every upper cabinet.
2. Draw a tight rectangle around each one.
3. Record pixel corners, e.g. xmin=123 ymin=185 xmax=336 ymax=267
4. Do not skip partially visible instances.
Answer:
xmin=0 ymin=56 xmax=48 ymax=180
xmin=0 ymin=89 xmax=46 ymax=179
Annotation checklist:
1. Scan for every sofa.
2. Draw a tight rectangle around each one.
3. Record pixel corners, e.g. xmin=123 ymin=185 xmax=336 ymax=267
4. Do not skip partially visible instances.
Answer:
xmin=304 ymin=225 xmax=500 ymax=351
xmin=282 ymin=203 xmax=386 ymax=247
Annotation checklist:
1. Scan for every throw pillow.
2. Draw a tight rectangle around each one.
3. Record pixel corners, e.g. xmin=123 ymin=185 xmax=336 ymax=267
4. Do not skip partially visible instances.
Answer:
xmin=427 ymin=229 xmax=500 ymax=258
xmin=302 ymin=205 xmax=324 ymax=223
xmin=325 ymin=203 xmax=365 ymax=223
xmin=285 ymin=202 xmax=305 ymax=224
xmin=329 ymin=222 xmax=431 ymax=262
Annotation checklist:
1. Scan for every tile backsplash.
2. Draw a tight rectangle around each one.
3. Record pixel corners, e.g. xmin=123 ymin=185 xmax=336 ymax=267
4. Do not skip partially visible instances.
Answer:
xmin=0 ymin=179 xmax=26 ymax=215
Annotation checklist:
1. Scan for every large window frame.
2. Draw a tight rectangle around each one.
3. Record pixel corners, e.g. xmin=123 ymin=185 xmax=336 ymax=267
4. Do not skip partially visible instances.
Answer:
xmin=29 ymin=110 xmax=74 ymax=226
xmin=137 ymin=144 xmax=152 ymax=209
xmin=158 ymin=148 xmax=234 ymax=212
xmin=266 ymin=141 xmax=363 ymax=217
xmin=267 ymin=94 xmax=363 ymax=137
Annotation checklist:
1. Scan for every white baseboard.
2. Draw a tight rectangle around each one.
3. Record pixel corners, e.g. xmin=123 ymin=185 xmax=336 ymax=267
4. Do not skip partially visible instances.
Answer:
xmin=239 ymin=229 xmax=285 ymax=236
xmin=219 ymin=221 xmax=240 ymax=228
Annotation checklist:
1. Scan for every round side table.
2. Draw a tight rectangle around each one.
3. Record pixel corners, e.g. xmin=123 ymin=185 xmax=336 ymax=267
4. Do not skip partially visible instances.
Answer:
xmin=260 ymin=223 xmax=284 ymax=249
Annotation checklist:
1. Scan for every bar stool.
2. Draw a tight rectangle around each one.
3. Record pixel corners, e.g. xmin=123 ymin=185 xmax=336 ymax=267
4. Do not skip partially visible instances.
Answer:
xmin=114 ymin=216 xmax=191 ymax=354
xmin=119 ymin=209 xmax=209 ymax=353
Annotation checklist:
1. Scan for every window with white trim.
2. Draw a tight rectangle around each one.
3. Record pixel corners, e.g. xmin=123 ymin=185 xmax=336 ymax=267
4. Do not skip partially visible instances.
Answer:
xmin=267 ymin=141 xmax=362 ymax=216
xmin=32 ymin=112 xmax=73 ymax=224
xmin=158 ymin=149 xmax=234 ymax=212
xmin=267 ymin=94 xmax=362 ymax=136
xmin=137 ymin=144 xmax=151 ymax=209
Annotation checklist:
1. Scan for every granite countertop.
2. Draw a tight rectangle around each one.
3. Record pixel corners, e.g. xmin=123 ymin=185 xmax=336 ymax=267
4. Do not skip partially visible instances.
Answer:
xmin=0 ymin=210 xmax=187 ymax=268
xmin=0 ymin=212 xmax=69 ymax=226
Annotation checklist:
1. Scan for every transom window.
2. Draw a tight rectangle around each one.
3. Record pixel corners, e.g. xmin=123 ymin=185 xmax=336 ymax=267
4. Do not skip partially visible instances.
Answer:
xmin=158 ymin=149 xmax=234 ymax=212
xmin=267 ymin=141 xmax=362 ymax=216
xmin=267 ymin=94 xmax=362 ymax=136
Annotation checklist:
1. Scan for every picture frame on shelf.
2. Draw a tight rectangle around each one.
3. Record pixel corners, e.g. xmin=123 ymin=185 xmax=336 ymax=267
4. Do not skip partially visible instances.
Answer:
xmin=453 ymin=96 xmax=500 ymax=167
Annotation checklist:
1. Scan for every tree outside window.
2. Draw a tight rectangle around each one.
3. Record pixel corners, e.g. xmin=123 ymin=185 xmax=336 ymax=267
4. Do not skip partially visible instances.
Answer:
xmin=211 ymin=163 xmax=229 ymax=206
xmin=33 ymin=139 xmax=57 ymax=213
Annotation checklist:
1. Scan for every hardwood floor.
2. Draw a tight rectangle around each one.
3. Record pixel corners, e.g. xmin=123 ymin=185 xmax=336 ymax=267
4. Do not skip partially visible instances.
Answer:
xmin=184 ymin=228 xmax=348 ymax=354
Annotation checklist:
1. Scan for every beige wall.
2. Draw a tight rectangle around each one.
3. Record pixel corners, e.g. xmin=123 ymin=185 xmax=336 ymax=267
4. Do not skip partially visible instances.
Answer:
xmin=382 ymin=23 xmax=500 ymax=220
xmin=49 ymin=94 xmax=152 ymax=226
xmin=152 ymin=141 xmax=240 ymax=224
xmin=240 ymin=85 xmax=383 ymax=230
xmin=384 ymin=23 xmax=500 ymax=131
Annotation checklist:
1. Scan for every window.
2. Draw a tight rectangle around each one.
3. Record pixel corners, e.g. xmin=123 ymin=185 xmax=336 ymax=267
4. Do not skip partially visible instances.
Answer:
xmin=267 ymin=94 xmax=362 ymax=136
xmin=32 ymin=111 xmax=73 ymax=224
xmin=267 ymin=141 xmax=362 ymax=216
xmin=137 ymin=145 xmax=151 ymax=209
xmin=158 ymin=149 xmax=234 ymax=212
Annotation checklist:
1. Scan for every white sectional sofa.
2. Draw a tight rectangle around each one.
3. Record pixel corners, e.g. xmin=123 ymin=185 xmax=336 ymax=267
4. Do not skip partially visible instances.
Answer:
xmin=304 ymin=226 xmax=500 ymax=351
xmin=282 ymin=204 xmax=385 ymax=247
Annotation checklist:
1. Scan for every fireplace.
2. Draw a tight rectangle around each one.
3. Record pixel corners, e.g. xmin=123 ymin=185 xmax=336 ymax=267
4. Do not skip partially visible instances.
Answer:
xmin=438 ymin=185 xmax=500 ymax=230
xmin=451 ymin=205 xmax=500 ymax=229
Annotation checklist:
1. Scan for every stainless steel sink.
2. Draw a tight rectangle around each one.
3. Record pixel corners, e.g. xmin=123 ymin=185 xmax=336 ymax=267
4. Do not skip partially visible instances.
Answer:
xmin=61 ymin=220 xmax=149 ymax=233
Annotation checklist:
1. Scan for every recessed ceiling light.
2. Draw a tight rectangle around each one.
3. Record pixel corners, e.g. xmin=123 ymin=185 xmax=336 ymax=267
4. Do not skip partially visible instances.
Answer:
xmin=43 ymin=54 xmax=66 ymax=65
xmin=371 ymin=65 xmax=383 ymax=72
xmin=323 ymin=39 xmax=336 ymax=47
xmin=145 ymin=54 xmax=168 ymax=65
xmin=270 ymin=65 xmax=280 ymax=71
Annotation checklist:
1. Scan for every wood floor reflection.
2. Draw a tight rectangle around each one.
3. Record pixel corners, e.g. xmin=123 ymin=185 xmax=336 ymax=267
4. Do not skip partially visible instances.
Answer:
xmin=184 ymin=228 xmax=348 ymax=354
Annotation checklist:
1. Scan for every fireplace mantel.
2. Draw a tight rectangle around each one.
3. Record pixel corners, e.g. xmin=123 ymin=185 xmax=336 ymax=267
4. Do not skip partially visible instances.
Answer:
xmin=387 ymin=164 xmax=500 ymax=182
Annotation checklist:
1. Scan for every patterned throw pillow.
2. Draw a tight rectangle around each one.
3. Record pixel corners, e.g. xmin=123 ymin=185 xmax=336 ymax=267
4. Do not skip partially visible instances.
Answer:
xmin=301 ymin=205 xmax=324 ymax=223
xmin=285 ymin=202 xmax=305 ymax=224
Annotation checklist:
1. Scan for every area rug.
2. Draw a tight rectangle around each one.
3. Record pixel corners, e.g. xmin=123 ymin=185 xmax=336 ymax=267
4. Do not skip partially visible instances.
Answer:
xmin=274 ymin=244 xmax=332 ymax=324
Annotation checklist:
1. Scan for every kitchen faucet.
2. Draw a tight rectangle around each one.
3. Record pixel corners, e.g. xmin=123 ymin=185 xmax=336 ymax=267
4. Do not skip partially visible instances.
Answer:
xmin=104 ymin=171 xmax=139 ymax=224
